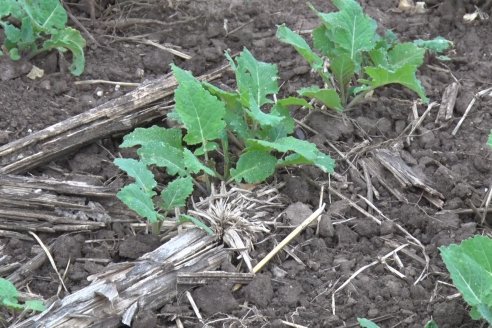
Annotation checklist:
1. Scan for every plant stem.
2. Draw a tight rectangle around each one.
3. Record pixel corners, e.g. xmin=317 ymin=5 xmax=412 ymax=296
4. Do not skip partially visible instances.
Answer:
xmin=221 ymin=135 xmax=230 ymax=181
xmin=203 ymin=142 xmax=211 ymax=193
xmin=346 ymin=89 xmax=373 ymax=110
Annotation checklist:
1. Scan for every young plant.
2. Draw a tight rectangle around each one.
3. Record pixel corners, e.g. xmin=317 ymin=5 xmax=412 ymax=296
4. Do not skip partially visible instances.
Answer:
xmin=439 ymin=235 xmax=492 ymax=325
xmin=358 ymin=318 xmax=438 ymax=328
xmin=0 ymin=278 xmax=44 ymax=312
xmin=115 ymin=48 xmax=335 ymax=234
xmin=0 ymin=0 xmax=86 ymax=76
xmin=277 ymin=0 xmax=451 ymax=110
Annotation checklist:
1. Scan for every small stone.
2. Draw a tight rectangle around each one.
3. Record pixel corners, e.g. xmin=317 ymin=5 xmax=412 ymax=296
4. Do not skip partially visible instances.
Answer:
xmin=318 ymin=214 xmax=335 ymax=237
xmin=193 ymin=282 xmax=238 ymax=315
xmin=285 ymin=202 xmax=314 ymax=227
xmin=244 ymin=274 xmax=273 ymax=307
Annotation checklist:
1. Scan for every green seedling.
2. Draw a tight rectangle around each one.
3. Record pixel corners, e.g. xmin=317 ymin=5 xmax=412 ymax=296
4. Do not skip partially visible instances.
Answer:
xmin=440 ymin=235 xmax=492 ymax=325
xmin=277 ymin=0 xmax=452 ymax=110
xmin=0 ymin=278 xmax=44 ymax=312
xmin=115 ymin=48 xmax=334 ymax=234
xmin=0 ymin=0 xmax=86 ymax=75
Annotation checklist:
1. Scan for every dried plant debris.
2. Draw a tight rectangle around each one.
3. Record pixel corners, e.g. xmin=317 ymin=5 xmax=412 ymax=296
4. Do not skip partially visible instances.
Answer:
xmin=189 ymin=183 xmax=285 ymax=272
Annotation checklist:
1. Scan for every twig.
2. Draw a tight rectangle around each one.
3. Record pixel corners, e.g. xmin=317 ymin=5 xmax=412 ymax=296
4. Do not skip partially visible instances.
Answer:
xmin=28 ymin=232 xmax=68 ymax=292
xmin=331 ymin=244 xmax=408 ymax=315
xmin=74 ymin=80 xmax=140 ymax=87
xmin=138 ymin=39 xmax=192 ymax=60
xmin=406 ymin=101 xmax=439 ymax=144
xmin=252 ymin=204 xmax=326 ymax=274
xmin=62 ymin=1 xmax=101 ymax=47
xmin=452 ymin=87 xmax=492 ymax=136
xmin=280 ymin=320 xmax=308 ymax=328
xmin=481 ymin=182 xmax=492 ymax=225
xmin=186 ymin=291 xmax=203 ymax=322
xmin=328 ymin=186 xmax=381 ymax=225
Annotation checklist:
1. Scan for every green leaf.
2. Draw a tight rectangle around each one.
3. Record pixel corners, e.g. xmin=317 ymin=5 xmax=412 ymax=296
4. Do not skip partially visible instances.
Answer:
xmin=202 ymin=81 xmax=242 ymax=110
xmin=21 ymin=0 xmax=67 ymax=33
xmin=224 ymin=105 xmax=253 ymax=141
xmin=230 ymin=48 xmax=279 ymax=107
xmin=117 ymin=184 xmax=160 ymax=223
xmin=298 ymin=86 xmax=343 ymax=112
xmin=276 ymin=97 xmax=313 ymax=109
xmin=277 ymin=153 xmax=312 ymax=167
xmin=137 ymin=142 xmax=187 ymax=176
xmin=477 ymin=303 xmax=492 ymax=323
xmin=331 ymin=54 xmax=355 ymax=88
xmin=276 ymin=24 xmax=324 ymax=72
xmin=161 ymin=176 xmax=194 ymax=211
xmin=312 ymin=0 xmax=377 ymax=66
xmin=488 ymin=131 xmax=492 ymax=148
xmin=357 ymin=318 xmax=379 ymax=328
xmin=387 ymin=42 xmax=425 ymax=69
xmin=194 ymin=142 xmax=219 ymax=156
xmin=247 ymin=136 xmax=335 ymax=173
xmin=183 ymin=149 xmax=217 ymax=177
xmin=424 ymin=320 xmax=439 ymax=328
xmin=24 ymin=299 xmax=45 ymax=312
xmin=0 ymin=0 xmax=21 ymax=18
xmin=43 ymin=27 xmax=86 ymax=76
xmin=179 ymin=215 xmax=214 ymax=235
xmin=114 ymin=158 xmax=157 ymax=195
xmin=257 ymin=104 xmax=295 ymax=142
xmin=414 ymin=36 xmax=453 ymax=54
xmin=9 ymin=47 xmax=20 ymax=60
xmin=0 ymin=278 xmax=19 ymax=303
xmin=120 ymin=126 xmax=182 ymax=150
xmin=3 ymin=299 xmax=24 ymax=311
xmin=230 ymin=150 xmax=277 ymax=183
xmin=439 ymin=235 xmax=492 ymax=324
xmin=361 ymin=64 xmax=428 ymax=103
xmin=246 ymin=95 xmax=283 ymax=127
xmin=172 ymin=64 xmax=226 ymax=146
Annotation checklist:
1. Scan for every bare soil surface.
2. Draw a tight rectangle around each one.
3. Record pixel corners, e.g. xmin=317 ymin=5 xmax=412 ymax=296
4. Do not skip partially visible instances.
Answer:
xmin=1 ymin=0 xmax=492 ymax=327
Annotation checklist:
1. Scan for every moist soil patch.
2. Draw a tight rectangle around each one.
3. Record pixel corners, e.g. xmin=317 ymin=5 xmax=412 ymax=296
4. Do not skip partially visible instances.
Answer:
xmin=1 ymin=0 xmax=492 ymax=327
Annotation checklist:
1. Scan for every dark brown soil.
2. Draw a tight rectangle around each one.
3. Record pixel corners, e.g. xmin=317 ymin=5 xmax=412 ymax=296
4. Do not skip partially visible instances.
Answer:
xmin=1 ymin=0 xmax=492 ymax=327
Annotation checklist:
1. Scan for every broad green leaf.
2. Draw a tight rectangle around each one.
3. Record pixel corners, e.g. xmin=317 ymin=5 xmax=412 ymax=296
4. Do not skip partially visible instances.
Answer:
xmin=298 ymin=86 xmax=343 ymax=112
xmin=414 ymin=36 xmax=453 ymax=54
xmin=9 ymin=47 xmax=20 ymax=60
xmin=194 ymin=142 xmax=219 ymax=156
xmin=161 ymin=176 xmax=194 ymax=211
xmin=20 ymin=0 xmax=67 ymax=32
xmin=387 ymin=43 xmax=425 ymax=69
xmin=247 ymin=136 xmax=335 ymax=173
xmin=24 ymin=299 xmax=45 ymax=312
xmin=0 ymin=0 xmax=21 ymax=18
xmin=424 ymin=320 xmax=439 ymax=328
xmin=3 ymin=299 xmax=24 ymax=311
xmin=3 ymin=23 xmax=21 ymax=44
xmin=183 ymin=149 xmax=217 ymax=177
xmin=117 ymin=184 xmax=160 ymax=223
xmin=277 ymin=153 xmax=312 ymax=167
xmin=232 ymin=48 xmax=279 ymax=107
xmin=0 ymin=278 xmax=19 ymax=303
xmin=488 ymin=131 xmax=492 ymax=148
xmin=360 ymin=64 xmax=428 ymax=103
xmin=246 ymin=95 xmax=283 ymax=127
xmin=312 ymin=25 xmax=336 ymax=58
xmin=114 ymin=158 xmax=156 ymax=195
xmin=120 ymin=126 xmax=182 ymax=150
xmin=477 ymin=303 xmax=492 ymax=323
xmin=137 ymin=142 xmax=187 ymax=176
xmin=331 ymin=54 xmax=355 ymax=88
xmin=276 ymin=97 xmax=313 ymax=109
xmin=224 ymin=104 xmax=253 ymax=141
xmin=172 ymin=64 xmax=226 ymax=145
xmin=257 ymin=104 xmax=295 ymax=142
xmin=313 ymin=0 xmax=377 ymax=66
xmin=179 ymin=215 xmax=214 ymax=235
xmin=43 ymin=27 xmax=86 ymax=76
xmin=369 ymin=48 xmax=388 ymax=68
xmin=440 ymin=236 xmax=492 ymax=317
xmin=202 ymin=81 xmax=242 ymax=110
xmin=230 ymin=150 xmax=277 ymax=183
xmin=276 ymin=25 xmax=324 ymax=72
xmin=357 ymin=318 xmax=379 ymax=328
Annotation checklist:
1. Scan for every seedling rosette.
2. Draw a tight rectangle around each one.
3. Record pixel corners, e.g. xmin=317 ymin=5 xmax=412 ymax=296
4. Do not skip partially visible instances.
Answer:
xmin=440 ymin=235 xmax=492 ymax=324
xmin=114 ymin=49 xmax=335 ymax=234
xmin=0 ymin=0 xmax=86 ymax=75
xmin=276 ymin=0 xmax=452 ymax=110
